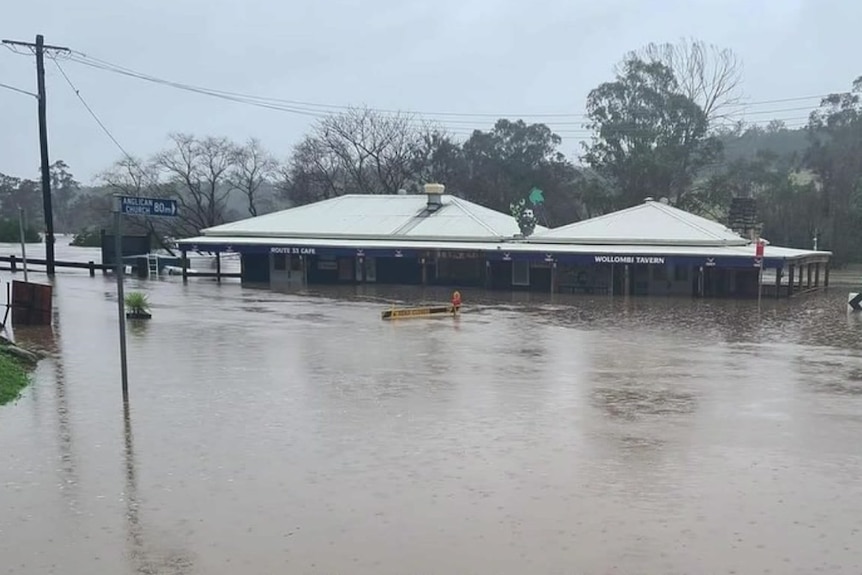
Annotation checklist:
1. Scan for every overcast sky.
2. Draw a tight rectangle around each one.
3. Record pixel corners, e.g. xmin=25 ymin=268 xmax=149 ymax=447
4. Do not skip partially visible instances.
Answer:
xmin=2 ymin=0 xmax=859 ymax=184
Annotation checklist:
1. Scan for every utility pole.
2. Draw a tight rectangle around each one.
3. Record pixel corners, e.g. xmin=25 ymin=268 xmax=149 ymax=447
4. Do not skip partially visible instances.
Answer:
xmin=2 ymin=35 xmax=69 ymax=277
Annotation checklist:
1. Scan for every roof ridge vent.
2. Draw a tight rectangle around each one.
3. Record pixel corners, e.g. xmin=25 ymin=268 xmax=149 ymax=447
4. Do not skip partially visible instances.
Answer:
xmin=424 ymin=183 xmax=444 ymax=211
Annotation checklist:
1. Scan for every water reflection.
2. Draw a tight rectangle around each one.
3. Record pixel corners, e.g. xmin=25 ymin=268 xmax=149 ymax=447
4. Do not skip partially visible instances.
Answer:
xmin=3 ymin=268 xmax=862 ymax=573
xmin=15 ymin=320 xmax=81 ymax=518
xmin=122 ymin=403 xmax=196 ymax=574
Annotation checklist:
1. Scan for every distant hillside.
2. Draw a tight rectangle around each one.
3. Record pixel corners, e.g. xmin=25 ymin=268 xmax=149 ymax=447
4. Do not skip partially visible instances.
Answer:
xmin=719 ymin=126 xmax=809 ymax=162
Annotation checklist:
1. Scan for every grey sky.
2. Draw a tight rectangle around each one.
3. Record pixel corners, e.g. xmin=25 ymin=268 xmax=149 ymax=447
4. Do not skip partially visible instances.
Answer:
xmin=2 ymin=0 xmax=859 ymax=184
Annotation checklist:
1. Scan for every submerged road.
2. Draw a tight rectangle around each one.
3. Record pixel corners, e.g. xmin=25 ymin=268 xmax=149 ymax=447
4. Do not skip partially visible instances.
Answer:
xmin=1 ymin=242 xmax=862 ymax=573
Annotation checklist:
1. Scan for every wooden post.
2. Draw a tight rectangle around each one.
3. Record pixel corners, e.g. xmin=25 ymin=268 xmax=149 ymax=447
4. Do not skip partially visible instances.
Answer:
xmin=788 ymin=265 xmax=794 ymax=297
xmin=550 ymin=262 xmax=556 ymax=295
xmin=807 ymin=263 xmax=812 ymax=288
xmin=774 ymin=266 xmax=782 ymax=299
xmin=181 ymin=249 xmax=188 ymax=283
xmin=814 ymin=263 xmax=820 ymax=287
xmin=825 ymin=261 xmax=830 ymax=287
xmin=624 ymin=264 xmax=630 ymax=296
xmin=215 ymin=252 xmax=221 ymax=283
xmin=9 ymin=255 xmax=16 ymax=274
xmin=88 ymin=261 xmax=95 ymax=277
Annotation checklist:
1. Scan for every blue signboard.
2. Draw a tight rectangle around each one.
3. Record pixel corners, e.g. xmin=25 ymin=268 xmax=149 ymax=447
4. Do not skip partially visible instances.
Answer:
xmin=120 ymin=196 xmax=178 ymax=217
xmin=173 ymin=241 xmax=786 ymax=269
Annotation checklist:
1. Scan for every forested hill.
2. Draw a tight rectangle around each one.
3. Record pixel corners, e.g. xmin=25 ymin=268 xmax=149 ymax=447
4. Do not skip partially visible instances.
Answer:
xmin=719 ymin=125 xmax=810 ymax=163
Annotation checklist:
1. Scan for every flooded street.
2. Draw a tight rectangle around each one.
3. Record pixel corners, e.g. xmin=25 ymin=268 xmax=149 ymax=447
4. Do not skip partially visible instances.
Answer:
xmin=2 ymin=244 xmax=862 ymax=573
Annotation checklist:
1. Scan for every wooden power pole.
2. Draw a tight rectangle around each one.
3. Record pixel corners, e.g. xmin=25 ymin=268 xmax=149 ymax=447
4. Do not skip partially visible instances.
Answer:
xmin=2 ymin=35 xmax=69 ymax=277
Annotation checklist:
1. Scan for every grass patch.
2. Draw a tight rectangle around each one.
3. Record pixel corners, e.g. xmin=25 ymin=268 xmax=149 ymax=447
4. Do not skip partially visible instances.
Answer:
xmin=0 ymin=353 xmax=31 ymax=406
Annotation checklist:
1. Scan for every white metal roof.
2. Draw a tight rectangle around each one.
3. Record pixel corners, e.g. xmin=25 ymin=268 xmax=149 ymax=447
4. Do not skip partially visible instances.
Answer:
xmin=532 ymin=199 xmax=748 ymax=246
xmin=178 ymin=234 xmax=831 ymax=262
xmin=202 ymin=194 xmax=544 ymax=241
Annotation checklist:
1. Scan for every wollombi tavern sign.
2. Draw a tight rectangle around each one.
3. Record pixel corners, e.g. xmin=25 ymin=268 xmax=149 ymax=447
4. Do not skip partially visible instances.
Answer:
xmin=594 ymin=255 xmax=666 ymax=265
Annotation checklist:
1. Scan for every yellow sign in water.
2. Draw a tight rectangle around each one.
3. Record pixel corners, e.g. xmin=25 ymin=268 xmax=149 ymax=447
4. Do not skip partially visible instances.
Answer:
xmin=381 ymin=305 xmax=459 ymax=321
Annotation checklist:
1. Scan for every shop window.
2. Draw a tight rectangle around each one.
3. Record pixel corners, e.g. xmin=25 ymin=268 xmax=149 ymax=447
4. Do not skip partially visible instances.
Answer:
xmin=512 ymin=260 xmax=530 ymax=286
xmin=273 ymin=253 xmax=287 ymax=271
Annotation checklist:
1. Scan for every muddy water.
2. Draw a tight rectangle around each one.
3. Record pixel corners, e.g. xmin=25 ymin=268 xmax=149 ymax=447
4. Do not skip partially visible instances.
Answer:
xmin=1 ymin=244 xmax=862 ymax=574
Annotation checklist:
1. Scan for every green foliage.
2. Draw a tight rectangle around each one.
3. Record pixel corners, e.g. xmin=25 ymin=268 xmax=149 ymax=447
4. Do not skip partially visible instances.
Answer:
xmin=0 ymin=354 xmax=30 ymax=406
xmin=70 ymin=227 xmax=103 ymax=247
xmin=802 ymin=76 xmax=862 ymax=263
xmin=718 ymin=123 xmax=809 ymax=162
xmin=582 ymin=57 xmax=722 ymax=210
xmin=0 ymin=175 xmax=43 ymax=229
xmin=0 ymin=218 xmax=41 ymax=243
xmin=124 ymin=292 xmax=150 ymax=314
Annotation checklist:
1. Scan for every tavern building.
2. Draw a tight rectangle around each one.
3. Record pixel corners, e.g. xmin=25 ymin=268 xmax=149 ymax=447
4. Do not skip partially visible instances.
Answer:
xmin=176 ymin=184 xmax=831 ymax=298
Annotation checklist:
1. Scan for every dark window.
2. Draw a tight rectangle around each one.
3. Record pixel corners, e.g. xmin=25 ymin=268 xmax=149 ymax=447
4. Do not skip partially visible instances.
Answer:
xmin=674 ymin=265 xmax=689 ymax=282
xmin=273 ymin=253 xmax=287 ymax=271
xmin=291 ymin=256 xmax=303 ymax=272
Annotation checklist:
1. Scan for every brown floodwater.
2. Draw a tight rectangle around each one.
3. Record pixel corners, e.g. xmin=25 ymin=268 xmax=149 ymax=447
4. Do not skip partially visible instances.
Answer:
xmin=1 ymin=240 xmax=862 ymax=574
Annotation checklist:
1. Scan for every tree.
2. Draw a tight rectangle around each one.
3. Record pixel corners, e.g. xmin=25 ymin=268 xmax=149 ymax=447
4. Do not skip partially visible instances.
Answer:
xmin=804 ymin=77 xmax=862 ymax=263
xmin=460 ymin=119 xmax=579 ymax=225
xmin=624 ymin=38 xmax=743 ymax=126
xmin=49 ymin=160 xmax=80 ymax=232
xmin=153 ymin=133 xmax=237 ymax=236
xmin=228 ymin=138 xmax=278 ymax=217
xmin=98 ymin=156 xmax=165 ymax=243
xmin=0 ymin=174 xmax=42 ymax=226
xmin=582 ymin=57 xmax=722 ymax=210
xmin=279 ymin=107 xmax=427 ymax=205
xmin=408 ymin=130 xmax=468 ymax=195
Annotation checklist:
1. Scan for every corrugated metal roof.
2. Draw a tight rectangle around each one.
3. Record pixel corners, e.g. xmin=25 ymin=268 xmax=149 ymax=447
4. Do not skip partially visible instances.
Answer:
xmin=202 ymin=194 xmax=544 ymax=241
xmin=177 ymin=234 xmax=831 ymax=262
xmin=533 ymin=199 xmax=748 ymax=246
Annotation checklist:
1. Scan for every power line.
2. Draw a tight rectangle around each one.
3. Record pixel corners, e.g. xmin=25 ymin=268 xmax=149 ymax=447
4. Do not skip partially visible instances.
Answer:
xmin=4 ymin=46 xmax=829 ymax=141
xmin=50 ymin=56 xmax=135 ymax=161
xmin=63 ymin=50 xmax=845 ymax=122
xmin=0 ymin=81 xmax=37 ymax=98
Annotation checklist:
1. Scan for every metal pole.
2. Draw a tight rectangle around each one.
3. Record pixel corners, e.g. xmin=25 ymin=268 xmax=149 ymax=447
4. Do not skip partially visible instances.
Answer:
xmin=18 ymin=207 xmax=28 ymax=283
xmin=114 ymin=197 xmax=129 ymax=403
xmin=757 ymin=263 xmax=763 ymax=310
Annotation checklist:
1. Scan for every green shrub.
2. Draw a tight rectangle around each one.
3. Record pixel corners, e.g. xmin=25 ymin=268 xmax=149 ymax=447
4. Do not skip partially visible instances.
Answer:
xmin=0 ymin=219 xmax=41 ymax=243
xmin=70 ymin=227 xmax=102 ymax=247
xmin=124 ymin=291 xmax=150 ymax=314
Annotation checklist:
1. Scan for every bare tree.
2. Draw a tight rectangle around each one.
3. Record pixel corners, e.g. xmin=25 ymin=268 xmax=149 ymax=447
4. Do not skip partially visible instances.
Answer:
xmin=99 ymin=156 xmax=179 ymax=251
xmin=153 ymin=133 xmax=236 ymax=235
xmin=228 ymin=138 xmax=277 ymax=217
xmin=623 ymin=38 xmax=744 ymax=126
xmin=279 ymin=107 xmax=427 ymax=205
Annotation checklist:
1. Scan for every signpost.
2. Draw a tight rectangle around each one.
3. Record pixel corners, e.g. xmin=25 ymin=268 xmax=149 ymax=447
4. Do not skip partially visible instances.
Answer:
xmin=18 ymin=207 xmax=28 ymax=283
xmin=755 ymin=239 xmax=765 ymax=309
xmin=114 ymin=195 xmax=178 ymax=403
